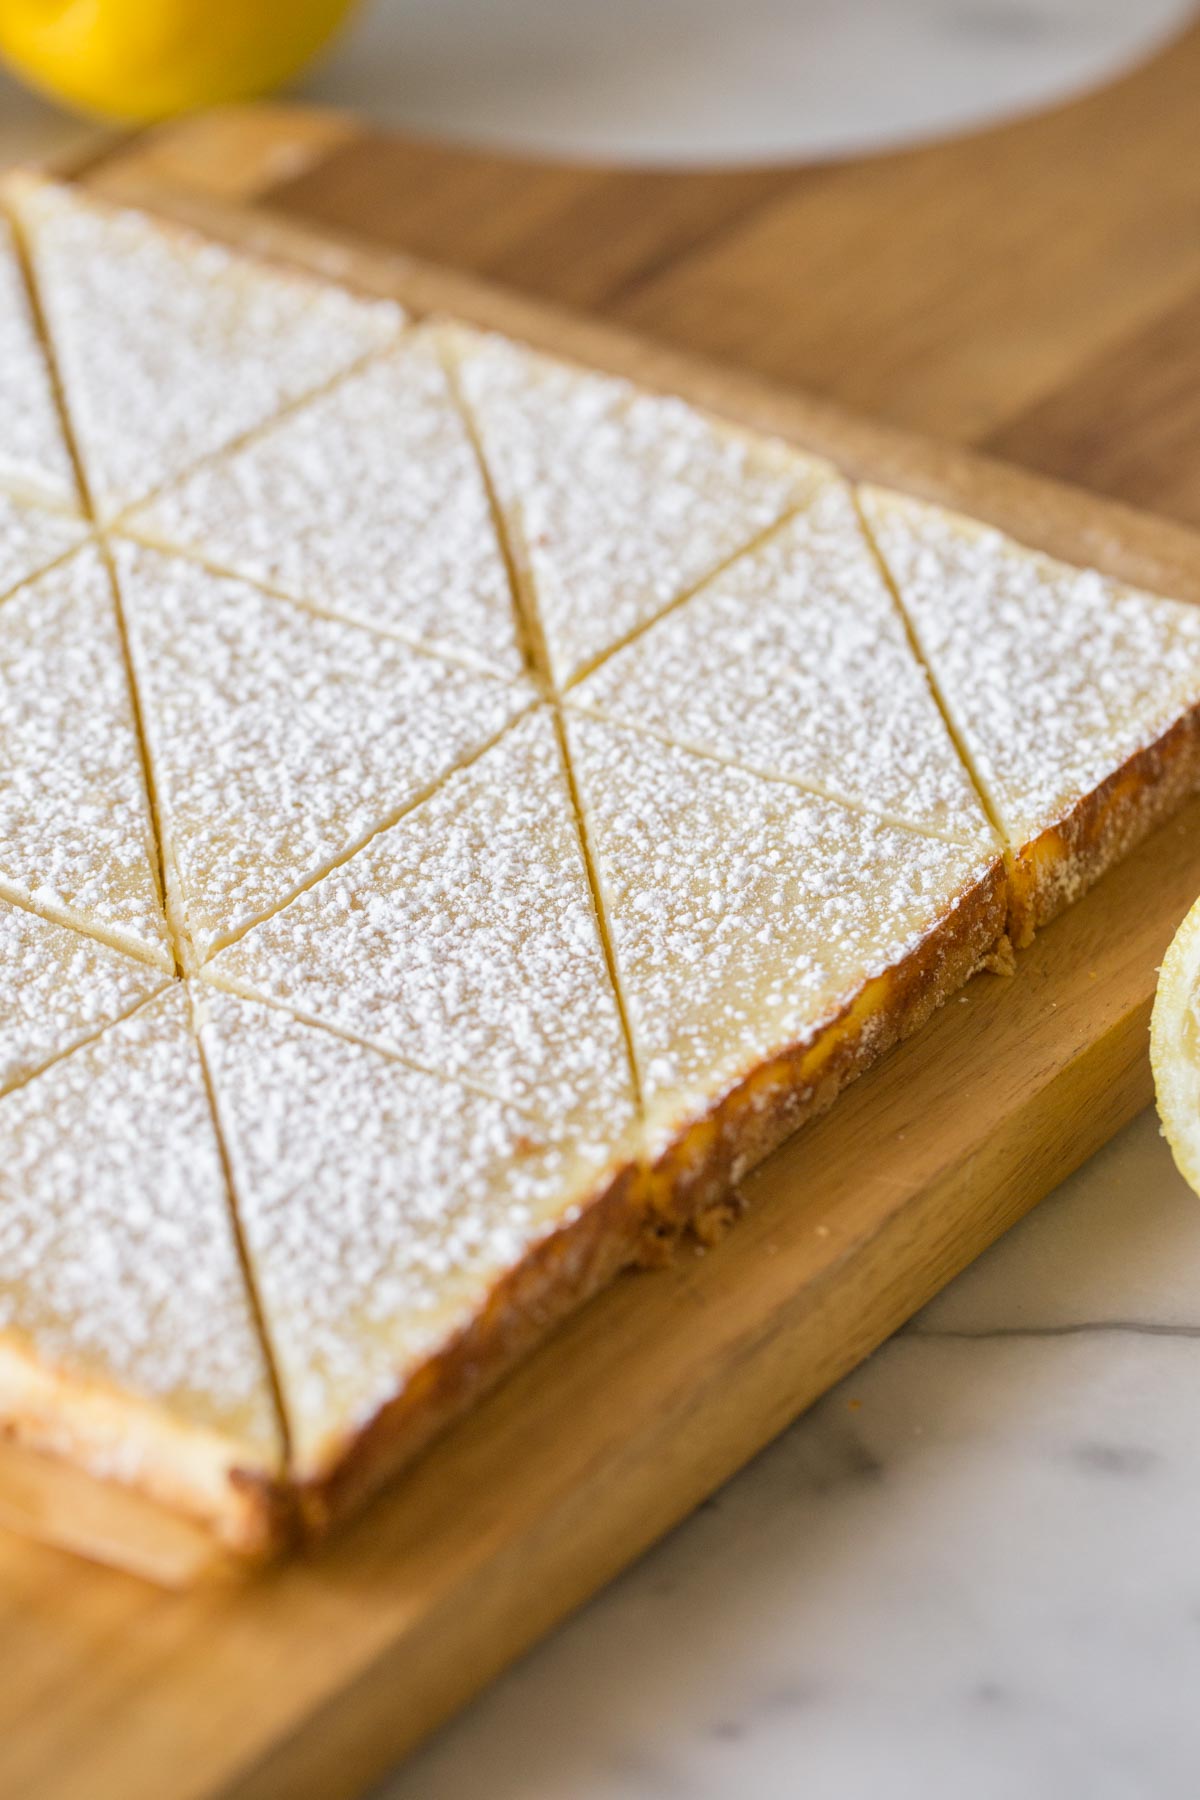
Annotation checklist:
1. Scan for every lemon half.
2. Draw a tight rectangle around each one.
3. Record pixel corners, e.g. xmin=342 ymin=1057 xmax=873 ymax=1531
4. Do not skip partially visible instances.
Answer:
xmin=1151 ymin=893 xmax=1200 ymax=1197
xmin=0 ymin=0 xmax=357 ymax=124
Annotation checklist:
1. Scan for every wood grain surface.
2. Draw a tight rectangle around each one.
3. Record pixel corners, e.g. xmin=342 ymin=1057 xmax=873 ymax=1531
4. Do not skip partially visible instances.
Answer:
xmin=5 ymin=31 xmax=1200 ymax=1795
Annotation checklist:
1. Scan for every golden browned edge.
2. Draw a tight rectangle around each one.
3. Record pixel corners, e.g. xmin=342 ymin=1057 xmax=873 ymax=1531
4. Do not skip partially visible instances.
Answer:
xmin=2 ymin=169 xmax=1199 ymax=1577
xmin=1008 ymin=701 xmax=1200 ymax=946
xmin=296 ymin=857 xmax=1007 ymax=1536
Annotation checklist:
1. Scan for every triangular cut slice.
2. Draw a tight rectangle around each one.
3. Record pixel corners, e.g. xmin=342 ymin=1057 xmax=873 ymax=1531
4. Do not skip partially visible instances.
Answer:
xmin=0 ymin=545 xmax=170 ymax=968
xmin=202 ymin=989 xmax=636 ymax=1498
xmin=10 ymin=177 xmax=404 ymax=521
xmin=208 ymin=707 xmax=637 ymax=1140
xmin=0 ymin=486 xmax=87 ymax=601
xmin=129 ymin=330 xmax=525 ymax=678
xmin=449 ymin=326 xmax=823 ymax=689
xmin=0 ymin=209 xmax=77 ymax=507
xmin=115 ymin=541 xmax=535 ymax=964
xmin=0 ymin=898 xmax=167 ymax=1097
xmin=565 ymin=712 xmax=1003 ymax=1159
xmin=0 ymin=985 xmax=283 ymax=1549
xmin=860 ymin=487 xmax=1200 ymax=943
xmin=573 ymin=474 xmax=992 ymax=847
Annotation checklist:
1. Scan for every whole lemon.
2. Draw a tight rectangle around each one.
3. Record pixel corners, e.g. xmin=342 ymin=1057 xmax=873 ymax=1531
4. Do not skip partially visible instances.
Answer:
xmin=0 ymin=0 xmax=359 ymax=123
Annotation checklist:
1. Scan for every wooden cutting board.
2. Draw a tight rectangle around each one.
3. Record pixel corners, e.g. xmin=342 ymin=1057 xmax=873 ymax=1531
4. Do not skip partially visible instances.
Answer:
xmin=6 ymin=33 xmax=1200 ymax=1795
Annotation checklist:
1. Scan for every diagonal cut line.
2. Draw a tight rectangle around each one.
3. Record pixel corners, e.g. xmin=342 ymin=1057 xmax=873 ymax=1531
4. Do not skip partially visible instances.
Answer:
xmin=551 ymin=707 xmax=646 ymax=1117
xmin=189 ymin=987 xmax=295 ymax=1475
xmin=199 ymin=973 xmax=546 ymax=1123
xmin=562 ymin=694 xmax=998 ymax=854
xmin=104 ymin=330 xmax=411 ymax=530
xmin=563 ymin=498 xmax=814 ymax=695
xmin=109 ymin=526 xmax=528 ymax=688
xmin=0 ymin=533 xmax=97 ymax=619
xmin=854 ymin=488 xmax=1010 ymax=856
xmin=96 ymin=539 xmax=189 ymax=975
xmin=10 ymin=213 xmax=185 ymax=975
xmin=198 ymin=698 xmax=537 ymax=965
xmin=0 ymin=981 xmax=170 ymax=1106
xmin=445 ymin=347 xmax=648 ymax=1117
xmin=0 ymin=877 xmax=172 ymax=973
xmin=437 ymin=335 xmax=555 ymax=695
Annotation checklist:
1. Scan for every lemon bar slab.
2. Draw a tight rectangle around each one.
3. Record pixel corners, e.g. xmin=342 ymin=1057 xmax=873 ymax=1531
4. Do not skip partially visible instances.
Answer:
xmin=6 ymin=176 xmax=405 ymax=521
xmin=861 ymin=487 xmax=1200 ymax=943
xmin=448 ymin=326 xmax=825 ymax=688
xmin=572 ymin=473 xmax=993 ymax=847
xmin=0 ymin=544 xmax=170 ymax=968
xmin=113 ymin=540 xmax=535 ymax=964
xmin=127 ymin=329 xmax=525 ymax=678
xmin=0 ymin=985 xmax=284 ymax=1551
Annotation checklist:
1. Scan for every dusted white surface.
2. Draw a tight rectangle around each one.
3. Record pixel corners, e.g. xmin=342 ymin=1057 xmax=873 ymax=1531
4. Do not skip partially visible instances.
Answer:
xmin=382 ymin=1112 xmax=1200 ymax=1799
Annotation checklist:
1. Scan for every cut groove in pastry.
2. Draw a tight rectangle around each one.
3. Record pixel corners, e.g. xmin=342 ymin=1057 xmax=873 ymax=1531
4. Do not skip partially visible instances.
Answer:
xmin=0 ymin=209 xmax=78 ymax=509
xmin=859 ymin=487 xmax=1200 ymax=944
xmin=571 ymin=474 xmax=994 ymax=849
xmin=0 ymin=898 xmax=168 ymax=1098
xmin=0 ymin=487 xmax=88 ymax=603
xmin=113 ymin=540 xmax=537 ymax=965
xmin=446 ymin=325 xmax=827 ymax=690
xmin=207 ymin=707 xmax=639 ymax=1142
xmin=7 ymin=174 xmax=405 ymax=521
xmin=126 ymin=329 xmax=526 ymax=680
xmin=0 ymin=984 xmax=285 ymax=1551
xmin=201 ymin=988 xmax=637 ymax=1507
xmin=563 ymin=711 xmax=1005 ymax=1160
xmin=0 ymin=545 xmax=170 ymax=969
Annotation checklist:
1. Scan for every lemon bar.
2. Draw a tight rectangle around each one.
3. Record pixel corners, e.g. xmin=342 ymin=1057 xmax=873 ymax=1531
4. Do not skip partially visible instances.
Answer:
xmin=7 ymin=175 xmax=405 ymax=521
xmin=201 ymin=987 xmax=637 ymax=1522
xmin=207 ymin=707 xmax=637 ymax=1140
xmin=113 ymin=539 xmax=535 ymax=964
xmin=861 ymin=487 xmax=1200 ymax=943
xmin=563 ymin=711 xmax=1005 ymax=1208
xmin=0 ymin=985 xmax=283 ymax=1550
xmin=573 ymin=473 xmax=993 ymax=847
xmin=127 ymin=328 xmax=525 ymax=678
xmin=448 ymin=326 xmax=825 ymax=688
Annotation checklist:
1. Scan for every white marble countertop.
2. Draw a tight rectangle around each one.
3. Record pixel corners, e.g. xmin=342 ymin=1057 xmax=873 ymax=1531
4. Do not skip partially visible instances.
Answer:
xmin=3 ymin=4 xmax=1199 ymax=1793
